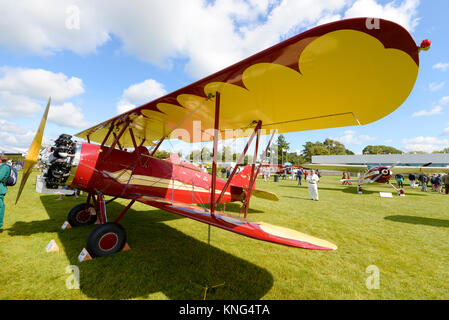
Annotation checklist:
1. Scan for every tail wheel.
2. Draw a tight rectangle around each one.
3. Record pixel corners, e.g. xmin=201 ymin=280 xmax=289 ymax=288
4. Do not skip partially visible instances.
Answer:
xmin=86 ymin=223 xmax=127 ymax=258
xmin=67 ymin=203 xmax=97 ymax=227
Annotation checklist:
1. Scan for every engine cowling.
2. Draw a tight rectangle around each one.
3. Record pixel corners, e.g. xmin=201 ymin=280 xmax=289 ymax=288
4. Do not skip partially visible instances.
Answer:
xmin=39 ymin=134 xmax=81 ymax=189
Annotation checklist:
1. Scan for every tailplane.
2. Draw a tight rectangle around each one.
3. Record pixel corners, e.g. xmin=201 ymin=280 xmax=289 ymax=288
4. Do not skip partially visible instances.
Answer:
xmin=230 ymin=165 xmax=253 ymax=188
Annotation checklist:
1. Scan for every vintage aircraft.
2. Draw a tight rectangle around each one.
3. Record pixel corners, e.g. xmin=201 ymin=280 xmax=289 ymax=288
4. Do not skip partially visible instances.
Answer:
xmin=16 ymin=17 xmax=427 ymax=258
xmin=304 ymin=162 xmax=449 ymax=194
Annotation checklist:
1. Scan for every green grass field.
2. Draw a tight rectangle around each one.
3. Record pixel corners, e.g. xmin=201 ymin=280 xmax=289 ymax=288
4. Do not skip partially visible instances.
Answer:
xmin=1 ymin=171 xmax=448 ymax=300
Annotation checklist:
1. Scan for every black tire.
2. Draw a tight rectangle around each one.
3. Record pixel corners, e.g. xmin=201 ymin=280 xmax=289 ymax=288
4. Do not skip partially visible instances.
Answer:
xmin=86 ymin=222 xmax=127 ymax=258
xmin=67 ymin=203 xmax=97 ymax=227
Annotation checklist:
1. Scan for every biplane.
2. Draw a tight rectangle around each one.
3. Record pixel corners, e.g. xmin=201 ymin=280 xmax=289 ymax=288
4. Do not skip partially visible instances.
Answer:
xmin=16 ymin=18 xmax=427 ymax=258
xmin=304 ymin=162 xmax=449 ymax=194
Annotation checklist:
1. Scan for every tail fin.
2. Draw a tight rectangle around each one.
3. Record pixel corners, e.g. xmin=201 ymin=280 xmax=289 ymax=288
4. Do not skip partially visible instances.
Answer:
xmin=231 ymin=165 xmax=254 ymax=188
xmin=231 ymin=165 xmax=279 ymax=202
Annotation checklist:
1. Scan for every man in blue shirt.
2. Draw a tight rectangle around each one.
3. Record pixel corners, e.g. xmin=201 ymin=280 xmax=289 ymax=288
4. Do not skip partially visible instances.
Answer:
xmin=0 ymin=156 xmax=11 ymax=229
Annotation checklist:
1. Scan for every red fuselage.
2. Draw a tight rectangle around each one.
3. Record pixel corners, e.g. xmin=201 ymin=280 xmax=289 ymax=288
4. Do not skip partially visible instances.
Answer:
xmin=70 ymin=143 xmax=247 ymax=204
xmin=364 ymin=166 xmax=392 ymax=183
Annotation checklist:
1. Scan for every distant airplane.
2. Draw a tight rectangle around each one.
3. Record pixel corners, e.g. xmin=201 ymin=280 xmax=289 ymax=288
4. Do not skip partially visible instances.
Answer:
xmin=304 ymin=162 xmax=449 ymax=194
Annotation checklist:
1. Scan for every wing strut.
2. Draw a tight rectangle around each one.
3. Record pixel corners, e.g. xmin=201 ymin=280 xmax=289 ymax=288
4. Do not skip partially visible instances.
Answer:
xmin=210 ymin=92 xmax=221 ymax=216
xmin=242 ymin=129 xmax=277 ymax=217
xmin=216 ymin=120 xmax=262 ymax=204
xmin=243 ymin=122 xmax=261 ymax=218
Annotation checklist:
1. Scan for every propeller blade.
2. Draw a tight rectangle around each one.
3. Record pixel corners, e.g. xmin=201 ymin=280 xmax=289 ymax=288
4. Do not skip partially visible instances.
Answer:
xmin=371 ymin=173 xmax=383 ymax=183
xmin=388 ymin=161 xmax=400 ymax=170
xmin=15 ymin=97 xmax=51 ymax=204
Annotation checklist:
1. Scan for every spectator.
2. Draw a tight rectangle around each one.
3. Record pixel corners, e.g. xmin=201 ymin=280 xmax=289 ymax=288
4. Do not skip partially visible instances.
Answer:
xmin=418 ymin=173 xmax=424 ymax=187
xmin=306 ymin=170 xmax=320 ymax=201
xmin=435 ymin=174 xmax=443 ymax=193
xmin=297 ymin=168 xmax=303 ymax=186
xmin=421 ymin=174 xmax=428 ymax=192
xmin=0 ymin=155 xmax=11 ymax=230
xmin=220 ymin=167 xmax=226 ymax=178
xmin=443 ymin=173 xmax=449 ymax=195
xmin=395 ymin=174 xmax=404 ymax=189
xmin=430 ymin=174 xmax=436 ymax=192
xmin=304 ymin=170 xmax=309 ymax=182
xmin=408 ymin=173 xmax=416 ymax=188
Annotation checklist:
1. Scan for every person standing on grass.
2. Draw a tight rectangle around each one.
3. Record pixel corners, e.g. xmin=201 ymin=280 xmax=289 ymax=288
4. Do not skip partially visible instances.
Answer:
xmin=421 ymin=174 xmax=428 ymax=192
xmin=435 ymin=174 xmax=443 ymax=193
xmin=408 ymin=173 xmax=416 ymax=188
xmin=443 ymin=174 xmax=449 ymax=195
xmin=395 ymin=174 xmax=404 ymax=189
xmin=0 ymin=156 xmax=11 ymax=230
xmin=297 ymin=168 xmax=303 ymax=186
xmin=306 ymin=169 xmax=320 ymax=201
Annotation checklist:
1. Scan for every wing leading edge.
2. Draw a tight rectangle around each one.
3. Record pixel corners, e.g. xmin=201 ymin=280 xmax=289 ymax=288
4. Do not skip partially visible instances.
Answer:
xmin=132 ymin=194 xmax=337 ymax=251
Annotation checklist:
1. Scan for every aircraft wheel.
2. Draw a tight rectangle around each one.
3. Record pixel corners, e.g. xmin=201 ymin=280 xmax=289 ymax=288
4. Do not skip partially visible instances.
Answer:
xmin=67 ymin=203 xmax=97 ymax=227
xmin=86 ymin=223 xmax=127 ymax=258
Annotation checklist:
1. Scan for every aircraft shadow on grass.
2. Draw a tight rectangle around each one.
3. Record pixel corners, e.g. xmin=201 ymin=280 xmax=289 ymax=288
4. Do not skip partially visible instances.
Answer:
xmin=8 ymin=194 xmax=273 ymax=300
xmin=384 ymin=215 xmax=449 ymax=228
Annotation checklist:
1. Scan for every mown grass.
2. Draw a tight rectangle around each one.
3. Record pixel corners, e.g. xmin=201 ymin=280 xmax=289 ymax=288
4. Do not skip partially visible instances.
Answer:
xmin=1 ymin=171 xmax=448 ymax=300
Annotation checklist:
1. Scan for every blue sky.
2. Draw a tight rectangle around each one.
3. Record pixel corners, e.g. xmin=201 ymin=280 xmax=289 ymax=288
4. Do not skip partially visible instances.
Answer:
xmin=0 ymin=0 xmax=448 ymax=155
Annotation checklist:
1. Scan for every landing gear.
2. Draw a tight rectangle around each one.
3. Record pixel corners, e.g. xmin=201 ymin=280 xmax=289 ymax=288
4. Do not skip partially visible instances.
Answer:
xmin=86 ymin=222 xmax=127 ymax=257
xmin=67 ymin=203 xmax=97 ymax=227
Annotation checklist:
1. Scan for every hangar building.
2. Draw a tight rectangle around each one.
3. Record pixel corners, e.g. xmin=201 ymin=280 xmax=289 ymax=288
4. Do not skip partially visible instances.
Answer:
xmin=312 ymin=154 xmax=449 ymax=168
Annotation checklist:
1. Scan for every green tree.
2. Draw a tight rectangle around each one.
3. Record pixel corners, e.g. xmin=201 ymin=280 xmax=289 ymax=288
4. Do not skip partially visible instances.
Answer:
xmin=323 ymin=138 xmax=354 ymax=155
xmin=152 ymin=150 xmax=171 ymax=160
xmin=276 ymin=134 xmax=290 ymax=164
xmin=363 ymin=145 xmax=403 ymax=154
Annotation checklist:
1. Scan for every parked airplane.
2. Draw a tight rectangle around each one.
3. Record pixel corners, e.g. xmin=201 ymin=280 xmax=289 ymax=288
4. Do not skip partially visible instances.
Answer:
xmin=304 ymin=162 xmax=449 ymax=194
xmin=17 ymin=17 xmax=427 ymax=258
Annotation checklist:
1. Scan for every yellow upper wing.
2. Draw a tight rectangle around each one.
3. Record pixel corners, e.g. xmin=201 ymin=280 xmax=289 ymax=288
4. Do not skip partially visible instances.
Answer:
xmin=76 ymin=18 xmax=420 ymax=147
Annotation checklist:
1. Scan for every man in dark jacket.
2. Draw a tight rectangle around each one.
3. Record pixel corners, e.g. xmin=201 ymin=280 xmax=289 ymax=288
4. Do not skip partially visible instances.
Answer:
xmin=408 ymin=173 xmax=416 ymax=188
xmin=0 ymin=156 xmax=11 ymax=229
xmin=435 ymin=174 xmax=443 ymax=193
xmin=421 ymin=174 xmax=428 ymax=192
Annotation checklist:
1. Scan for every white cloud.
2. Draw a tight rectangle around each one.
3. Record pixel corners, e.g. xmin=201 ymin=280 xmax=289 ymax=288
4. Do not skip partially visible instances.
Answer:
xmin=0 ymin=0 xmax=421 ymax=79
xmin=117 ymin=79 xmax=167 ymax=114
xmin=0 ymin=120 xmax=36 ymax=153
xmin=0 ymin=67 xmax=84 ymax=103
xmin=403 ymin=136 xmax=449 ymax=153
xmin=0 ymin=66 xmax=87 ymax=130
xmin=331 ymin=130 xmax=377 ymax=145
xmin=443 ymin=127 xmax=449 ymax=136
xmin=433 ymin=62 xmax=449 ymax=72
xmin=439 ymin=96 xmax=449 ymax=105
xmin=344 ymin=0 xmax=420 ymax=32
xmin=48 ymin=102 xmax=91 ymax=128
xmin=412 ymin=106 xmax=443 ymax=117
xmin=0 ymin=92 xmax=42 ymax=118
xmin=0 ymin=0 xmax=109 ymax=56
xmin=429 ymin=82 xmax=445 ymax=92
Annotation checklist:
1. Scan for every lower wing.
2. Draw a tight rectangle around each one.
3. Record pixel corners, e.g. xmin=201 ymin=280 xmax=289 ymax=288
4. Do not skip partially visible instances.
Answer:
xmin=131 ymin=194 xmax=336 ymax=251
xmin=392 ymin=166 xmax=449 ymax=174
xmin=305 ymin=164 xmax=368 ymax=173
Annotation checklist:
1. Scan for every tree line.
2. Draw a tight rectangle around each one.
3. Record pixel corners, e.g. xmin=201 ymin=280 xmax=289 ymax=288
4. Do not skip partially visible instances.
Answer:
xmin=153 ymin=134 xmax=449 ymax=164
